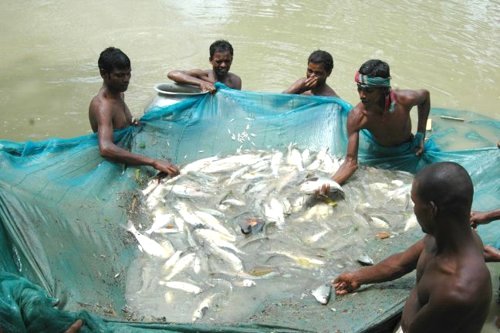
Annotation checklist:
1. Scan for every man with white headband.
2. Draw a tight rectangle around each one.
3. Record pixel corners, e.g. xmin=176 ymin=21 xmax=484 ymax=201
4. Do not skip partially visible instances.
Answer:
xmin=327 ymin=59 xmax=431 ymax=186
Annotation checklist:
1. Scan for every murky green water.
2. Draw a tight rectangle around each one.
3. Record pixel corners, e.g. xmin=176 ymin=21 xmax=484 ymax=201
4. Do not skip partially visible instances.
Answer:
xmin=0 ymin=0 xmax=498 ymax=141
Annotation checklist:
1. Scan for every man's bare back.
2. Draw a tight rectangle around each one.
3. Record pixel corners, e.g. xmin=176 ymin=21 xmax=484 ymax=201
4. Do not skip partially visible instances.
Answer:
xmin=401 ymin=234 xmax=491 ymax=332
xmin=333 ymin=162 xmax=492 ymax=333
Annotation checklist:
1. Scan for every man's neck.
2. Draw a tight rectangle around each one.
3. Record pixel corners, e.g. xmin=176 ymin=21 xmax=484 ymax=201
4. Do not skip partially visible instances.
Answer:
xmin=102 ymin=85 xmax=122 ymax=99
xmin=433 ymin=217 xmax=475 ymax=254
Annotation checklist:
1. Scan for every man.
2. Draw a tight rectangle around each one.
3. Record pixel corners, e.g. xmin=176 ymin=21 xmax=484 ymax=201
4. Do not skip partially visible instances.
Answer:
xmin=471 ymin=208 xmax=500 ymax=261
xmin=330 ymin=59 xmax=430 ymax=185
xmin=333 ymin=162 xmax=492 ymax=333
xmin=89 ymin=47 xmax=179 ymax=177
xmin=167 ymin=40 xmax=242 ymax=93
xmin=283 ymin=50 xmax=339 ymax=97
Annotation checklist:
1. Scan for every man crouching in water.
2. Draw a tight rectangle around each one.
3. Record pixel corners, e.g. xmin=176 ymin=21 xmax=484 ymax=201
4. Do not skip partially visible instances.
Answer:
xmin=333 ymin=162 xmax=492 ymax=332
xmin=330 ymin=59 xmax=430 ymax=185
xmin=89 ymin=47 xmax=179 ymax=177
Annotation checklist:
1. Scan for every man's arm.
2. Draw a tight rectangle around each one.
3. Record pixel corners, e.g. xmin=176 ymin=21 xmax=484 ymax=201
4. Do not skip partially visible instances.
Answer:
xmin=283 ymin=77 xmax=317 ymax=95
xmin=167 ymin=69 xmax=216 ymax=93
xmin=331 ymin=112 xmax=361 ymax=185
xmin=470 ymin=209 xmax=500 ymax=227
xmin=400 ymin=89 xmax=430 ymax=156
xmin=95 ymin=106 xmax=179 ymax=176
xmin=333 ymin=239 xmax=424 ymax=295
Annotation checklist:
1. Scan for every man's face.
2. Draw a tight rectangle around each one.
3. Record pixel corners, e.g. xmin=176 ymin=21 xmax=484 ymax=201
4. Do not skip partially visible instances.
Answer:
xmin=411 ymin=180 xmax=434 ymax=234
xmin=306 ymin=62 xmax=330 ymax=86
xmin=357 ymin=84 xmax=385 ymax=109
xmin=104 ymin=67 xmax=131 ymax=92
xmin=210 ymin=51 xmax=233 ymax=78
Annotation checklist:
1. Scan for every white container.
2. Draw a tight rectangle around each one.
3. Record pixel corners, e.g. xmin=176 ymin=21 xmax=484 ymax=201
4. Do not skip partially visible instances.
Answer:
xmin=145 ymin=82 xmax=207 ymax=111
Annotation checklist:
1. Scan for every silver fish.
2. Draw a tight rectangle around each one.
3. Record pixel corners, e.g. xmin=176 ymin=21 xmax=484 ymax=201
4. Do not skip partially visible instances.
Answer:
xmin=194 ymin=229 xmax=241 ymax=254
xmin=200 ymin=153 xmax=263 ymax=174
xmin=357 ymin=254 xmax=374 ymax=266
xmin=181 ymin=156 xmax=219 ymax=174
xmin=164 ymin=252 xmax=196 ymax=280
xmin=270 ymin=151 xmax=283 ymax=177
xmin=163 ymin=183 xmax=211 ymax=199
xmin=287 ymin=146 xmax=304 ymax=171
xmin=160 ymin=280 xmax=202 ymax=294
xmin=146 ymin=212 xmax=175 ymax=235
xmin=126 ymin=220 xmax=174 ymax=259
xmin=312 ymin=283 xmax=332 ymax=305
xmin=194 ymin=210 xmax=234 ymax=238
xmin=163 ymin=250 xmax=183 ymax=272
xmin=299 ymin=176 xmax=345 ymax=198
xmin=264 ymin=197 xmax=285 ymax=228
xmin=207 ymin=243 xmax=244 ymax=272
xmin=192 ymin=293 xmax=217 ymax=322
xmin=370 ymin=216 xmax=390 ymax=229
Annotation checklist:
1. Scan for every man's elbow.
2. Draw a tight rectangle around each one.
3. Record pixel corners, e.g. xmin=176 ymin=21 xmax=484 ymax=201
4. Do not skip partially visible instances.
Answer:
xmin=346 ymin=159 xmax=358 ymax=174
xmin=99 ymin=144 xmax=116 ymax=159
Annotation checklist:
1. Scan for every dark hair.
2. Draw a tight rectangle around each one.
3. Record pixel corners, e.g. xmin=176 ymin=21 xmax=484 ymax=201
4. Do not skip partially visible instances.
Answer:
xmin=308 ymin=50 xmax=334 ymax=73
xmin=209 ymin=40 xmax=234 ymax=59
xmin=415 ymin=162 xmax=473 ymax=215
xmin=98 ymin=47 xmax=130 ymax=73
xmin=359 ymin=59 xmax=390 ymax=78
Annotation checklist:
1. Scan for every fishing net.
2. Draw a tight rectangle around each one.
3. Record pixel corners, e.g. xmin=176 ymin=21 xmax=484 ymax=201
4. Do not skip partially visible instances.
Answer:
xmin=0 ymin=83 xmax=498 ymax=332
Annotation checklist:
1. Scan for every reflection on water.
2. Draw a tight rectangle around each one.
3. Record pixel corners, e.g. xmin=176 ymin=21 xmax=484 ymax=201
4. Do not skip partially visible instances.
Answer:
xmin=0 ymin=0 xmax=498 ymax=141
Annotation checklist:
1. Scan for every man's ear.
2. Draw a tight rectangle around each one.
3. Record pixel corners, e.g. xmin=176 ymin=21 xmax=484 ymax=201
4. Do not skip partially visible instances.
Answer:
xmin=429 ymin=201 xmax=438 ymax=217
xmin=99 ymin=68 xmax=107 ymax=79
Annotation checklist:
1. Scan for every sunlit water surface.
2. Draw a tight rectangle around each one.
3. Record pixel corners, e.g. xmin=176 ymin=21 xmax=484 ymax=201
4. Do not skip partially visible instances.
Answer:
xmin=0 ymin=0 xmax=498 ymax=141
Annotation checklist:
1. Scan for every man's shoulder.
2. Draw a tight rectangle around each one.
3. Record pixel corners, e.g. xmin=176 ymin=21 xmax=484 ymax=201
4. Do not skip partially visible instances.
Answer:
xmin=393 ymin=88 xmax=428 ymax=106
xmin=228 ymin=72 xmax=242 ymax=82
xmin=227 ymin=72 xmax=242 ymax=89
xmin=346 ymin=105 xmax=367 ymax=131
xmin=348 ymin=103 xmax=367 ymax=120
xmin=89 ymin=92 xmax=115 ymax=115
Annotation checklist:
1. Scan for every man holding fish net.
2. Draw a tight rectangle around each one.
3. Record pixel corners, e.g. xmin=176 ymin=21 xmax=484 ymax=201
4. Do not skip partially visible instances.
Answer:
xmin=332 ymin=162 xmax=492 ymax=333
xmin=323 ymin=59 xmax=431 ymax=190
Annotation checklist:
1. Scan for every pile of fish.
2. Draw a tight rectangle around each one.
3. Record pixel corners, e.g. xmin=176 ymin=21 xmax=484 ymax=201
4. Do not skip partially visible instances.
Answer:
xmin=124 ymin=146 xmax=417 ymax=322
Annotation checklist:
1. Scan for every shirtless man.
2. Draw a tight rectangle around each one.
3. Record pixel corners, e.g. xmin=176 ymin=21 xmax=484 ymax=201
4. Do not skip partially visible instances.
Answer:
xmin=283 ymin=50 xmax=339 ymax=97
xmin=167 ymin=40 xmax=242 ymax=93
xmin=330 ymin=59 xmax=430 ymax=185
xmin=333 ymin=162 xmax=492 ymax=333
xmin=89 ymin=47 xmax=179 ymax=177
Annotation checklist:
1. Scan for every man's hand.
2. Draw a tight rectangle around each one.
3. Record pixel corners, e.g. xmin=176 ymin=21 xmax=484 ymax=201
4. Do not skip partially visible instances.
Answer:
xmin=483 ymin=245 xmax=500 ymax=262
xmin=199 ymin=81 xmax=216 ymax=94
xmin=303 ymin=75 xmax=318 ymax=90
xmin=470 ymin=211 xmax=491 ymax=228
xmin=153 ymin=160 xmax=180 ymax=177
xmin=131 ymin=117 xmax=141 ymax=126
xmin=314 ymin=183 xmax=331 ymax=199
xmin=64 ymin=319 xmax=83 ymax=333
xmin=332 ymin=272 xmax=361 ymax=295
xmin=414 ymin=132 xmax=425 ymax=156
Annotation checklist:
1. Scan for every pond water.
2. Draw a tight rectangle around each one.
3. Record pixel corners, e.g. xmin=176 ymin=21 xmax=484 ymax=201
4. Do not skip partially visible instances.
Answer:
xmin=0 ymin=0 xmax=498 ymax=141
